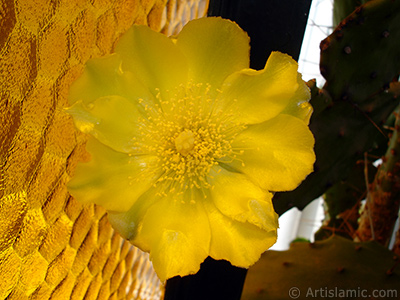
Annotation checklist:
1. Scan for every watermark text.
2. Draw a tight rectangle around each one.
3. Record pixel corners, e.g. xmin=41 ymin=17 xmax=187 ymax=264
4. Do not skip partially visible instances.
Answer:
xmin=288 ymin=287 xmax=398 ymax=299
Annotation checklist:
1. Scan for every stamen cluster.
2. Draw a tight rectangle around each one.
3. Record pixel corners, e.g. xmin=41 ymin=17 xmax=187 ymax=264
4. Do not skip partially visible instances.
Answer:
xmin=132 ymin=83 xmax=244 ymax=197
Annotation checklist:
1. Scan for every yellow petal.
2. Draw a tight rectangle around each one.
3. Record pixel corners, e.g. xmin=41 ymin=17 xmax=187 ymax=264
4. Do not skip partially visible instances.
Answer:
xmin=231 ymin=114 xmax=315 ymax=191
xmin=67 ymin=137 xmax=161 ymax=212
xmin=107 ymin=188 xmax=160 ymax=249
xmin=69 ymin=54 xmax=122 ymax=105
xmin=176 ymin=17 xmax=250 ymax=90
xmin=281 ymin=73 xmax=313 ymax=124
xmin=204 ymin=200 xmax=277 ymax=268
xmin=66 ymin=95 xmax=144 ymax=153
xmin=150 ymin=229 xmax=206 ymax=282
xmin=219 ymin=52 xmax=302 ymax=125
xmin=115 ymin=25 xmax=188 ymax=95
xmin=209 ymin=166 xmax=278 ymax=231
xmin=68 ymin=54 xmax=154 ymax=106
xmin=138 ymin=189 xmax=211 ymax=281
xmin=110 ymin=188 xmax=211 ymax=280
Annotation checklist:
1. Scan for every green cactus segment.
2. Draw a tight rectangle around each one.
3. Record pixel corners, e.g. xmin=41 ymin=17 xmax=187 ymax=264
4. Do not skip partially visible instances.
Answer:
xmin=242 ymin=236 xmax=400 ymax=300
xmin=307 ymin=79 xmax=332 ymax=116
xmin=273 ymin=82 xmax=399 ymax=215
xmin=315 ymin=161 xmax=377 ymax=241
xmin=273 ymin=0 xmax=400 ymax=216
xmin=321 ymin=0 xmax=400 ymax=106
xmin=324 ymin=162 xmax=375 ymax=220
xmin=333 ymin=0 xmax=370 ymax=27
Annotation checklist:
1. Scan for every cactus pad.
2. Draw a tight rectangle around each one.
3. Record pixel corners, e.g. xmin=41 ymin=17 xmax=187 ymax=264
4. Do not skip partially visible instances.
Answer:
xmin=273 ymin=0 xmax=400 ymax=215
xmin=242 ymin=236 xmax=400 ymax=300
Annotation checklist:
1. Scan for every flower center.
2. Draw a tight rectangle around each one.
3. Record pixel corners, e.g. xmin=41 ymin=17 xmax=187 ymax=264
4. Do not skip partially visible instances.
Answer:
xmin=133 ymin=82 xmax=246 ymax=196
xmin=175 ymin=130 xmax=195 ymax=156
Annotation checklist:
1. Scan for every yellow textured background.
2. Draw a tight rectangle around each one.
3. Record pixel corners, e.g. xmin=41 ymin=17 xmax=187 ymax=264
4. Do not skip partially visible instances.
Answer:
xmin=0 ymin=0 xmax=208 ymax=299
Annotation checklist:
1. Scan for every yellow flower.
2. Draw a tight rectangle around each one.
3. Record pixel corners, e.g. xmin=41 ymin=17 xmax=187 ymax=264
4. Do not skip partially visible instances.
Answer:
xmin=66 ymin=17 xmax=315 ymax=281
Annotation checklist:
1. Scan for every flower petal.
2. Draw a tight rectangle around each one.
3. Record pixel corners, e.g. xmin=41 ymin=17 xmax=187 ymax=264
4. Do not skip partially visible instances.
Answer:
xmin=280 ymin=73 xmax=312 ymax=124
xmin=149 ymin=227 xmax=206 ymax=282
xmin=219 ymin=52 xmax=304 ymax=125
xmin=68 ymin=54 xmax=154 ymax=106
xmin=139 ymin=189 xmax=211 ymax=281
xmin=66 ymin=95 xmax=145 ymax=153
xmin=107 ymin=187 xmax=159 ymax=250
xmin=176 ymin=17 xmax=250 ymax=90
xmin=204 ymin=200 xmax=277 ymax=268
xmin=208 ymin=166 xmax=278 ymax=231
xmin=69 ymin=54 xmax=122 ymax=105
xmin=110 ymin=188 xmax=211 ymax=281
xmin=230 ymin=114 xmax=315 ymax=191
xmin=115 ymin=25 xmax=188 ymax=95
xmin=67 ymin=137 xmax=161 ymax=212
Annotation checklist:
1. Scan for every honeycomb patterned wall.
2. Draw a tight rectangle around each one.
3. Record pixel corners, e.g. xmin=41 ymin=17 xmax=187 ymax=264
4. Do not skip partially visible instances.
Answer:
xmin=0 ymin=0 xmax=208 ymax=299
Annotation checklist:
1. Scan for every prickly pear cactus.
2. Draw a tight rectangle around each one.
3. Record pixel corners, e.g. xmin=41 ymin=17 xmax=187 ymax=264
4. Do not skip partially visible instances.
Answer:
xmin=242 ymin=236 xmax=400 ymax=300
xmin=333 ymin=0 xmax=370 ymax=27
xmin=314 ymin=161 xmax=377 ymax=240
xmin=273 ymin=0 xmax=400 ymax=215
xmin=322 ymin=0 xmax=400 ymax=106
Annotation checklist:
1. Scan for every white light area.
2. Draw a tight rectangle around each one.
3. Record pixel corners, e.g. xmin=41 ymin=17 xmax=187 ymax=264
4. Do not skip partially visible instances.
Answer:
xmin=271 ymin=198 xmax=325 ymax=251
xmin=270 ymin=0 xmax=333 ymax=251
xmin=389 ymin=215 xmax=400 ymax=250
xmin=298 ymin=0 xmax=334 ymax=87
